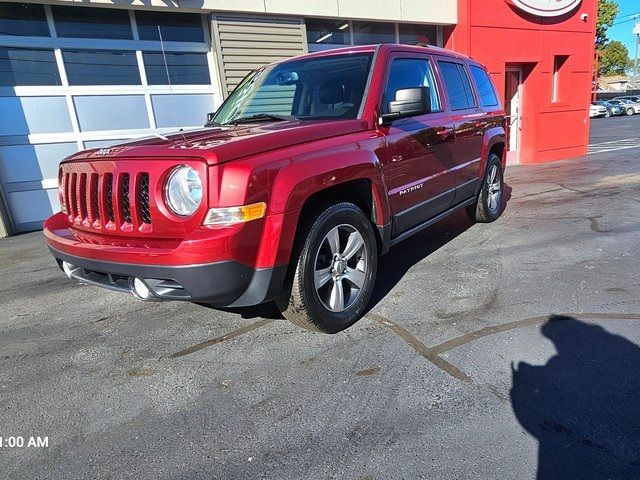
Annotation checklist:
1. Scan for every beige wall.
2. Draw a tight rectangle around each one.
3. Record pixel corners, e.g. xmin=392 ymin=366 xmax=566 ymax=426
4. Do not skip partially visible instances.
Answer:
xmin=16 ymin=0 xmax=457 ymax=24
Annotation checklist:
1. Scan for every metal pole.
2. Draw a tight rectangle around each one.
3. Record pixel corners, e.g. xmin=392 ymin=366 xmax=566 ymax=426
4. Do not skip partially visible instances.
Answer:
xmin=634 ymin=22 xmax=640 ymax=90
xmin=636 ymin=35 xmax=640 ymax=89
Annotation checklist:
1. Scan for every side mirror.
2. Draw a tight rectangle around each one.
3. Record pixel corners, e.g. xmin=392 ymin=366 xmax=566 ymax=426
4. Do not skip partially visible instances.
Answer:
xmin=206 ymin=112 xmax=215 ymax=123
xmin=380 ymin=86 xmax=431 ymax=125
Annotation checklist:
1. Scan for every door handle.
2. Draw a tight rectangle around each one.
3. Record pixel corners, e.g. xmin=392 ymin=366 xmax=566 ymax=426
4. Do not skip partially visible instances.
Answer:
xmin=437 ymin=127 xmax=454 ymax=140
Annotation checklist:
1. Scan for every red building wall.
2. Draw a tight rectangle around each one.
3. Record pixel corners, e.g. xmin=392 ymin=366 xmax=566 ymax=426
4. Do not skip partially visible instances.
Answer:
xmin=445 ymin=0 xmax=598 ymax=164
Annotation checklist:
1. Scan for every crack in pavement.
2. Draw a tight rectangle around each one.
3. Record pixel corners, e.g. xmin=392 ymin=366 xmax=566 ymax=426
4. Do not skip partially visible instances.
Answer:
xmin=170 ymin=319 xmax=275 ymax=358
xmin=168 ymin=311 xmax=640 ymax=384
xmin=367 ymin=312 xmax=473 ymax=383
xmin=367 ymin=312 xmax=640 ymax=384
xmin=587 ymin=215 xmax=611 ymax=233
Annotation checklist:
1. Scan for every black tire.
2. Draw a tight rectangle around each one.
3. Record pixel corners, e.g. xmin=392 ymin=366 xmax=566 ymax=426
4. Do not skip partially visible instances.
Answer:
xmin=605 ymin=110 xmax=612 ymax=118
xmin=465 ymin=153 xmax=504 ymax=223
xmin=277 ymin=202 xmax=377 ymax=333
xmin=627 ymin=108 xmax=635 ymax=116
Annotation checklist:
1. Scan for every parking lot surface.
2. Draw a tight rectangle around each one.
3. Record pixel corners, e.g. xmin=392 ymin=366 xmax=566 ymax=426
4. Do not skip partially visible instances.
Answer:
xmin=1 ymin=117 xmax=640 ymax=479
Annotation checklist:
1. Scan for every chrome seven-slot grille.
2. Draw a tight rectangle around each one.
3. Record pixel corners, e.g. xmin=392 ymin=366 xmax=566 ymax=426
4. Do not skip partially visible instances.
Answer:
xmin=61 ymin=170 xmax=151 ymax=230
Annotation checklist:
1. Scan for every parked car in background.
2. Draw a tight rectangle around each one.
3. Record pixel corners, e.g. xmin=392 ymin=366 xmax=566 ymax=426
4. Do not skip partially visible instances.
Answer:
xmin=608 ymin=99 xmax=640 ymax=116
xmin=594 ymin=100 xmax=624 ymax=117
xmin=43 ymin=44 xmax=507 ymax=333
xmin=590 ymin=103 xmax=607 ymax=118
xmin=614 ymin=95 xmax=640 ymax=103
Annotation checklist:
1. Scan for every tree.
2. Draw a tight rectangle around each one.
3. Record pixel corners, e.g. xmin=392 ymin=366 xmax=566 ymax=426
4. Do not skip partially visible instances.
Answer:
xmin=599 ymin=40 xmax=632 ymax=76
xmin=596 ymin=0 xmax=619 ymax=47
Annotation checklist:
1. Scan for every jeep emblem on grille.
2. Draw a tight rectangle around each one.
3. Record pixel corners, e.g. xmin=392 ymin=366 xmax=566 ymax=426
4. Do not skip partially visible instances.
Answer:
xmin=95 ymin=148 xmax=112 ymax=156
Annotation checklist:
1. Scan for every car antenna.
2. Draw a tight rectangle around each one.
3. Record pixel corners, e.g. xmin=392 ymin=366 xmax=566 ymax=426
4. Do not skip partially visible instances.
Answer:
xmin=158 ymin=25 xmax=188 ymax=143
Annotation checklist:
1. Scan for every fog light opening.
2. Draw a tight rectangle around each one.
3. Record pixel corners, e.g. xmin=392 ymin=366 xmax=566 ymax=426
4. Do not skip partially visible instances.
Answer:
xmin=62 ymin=261 xmax=73 ymax=279
xmin=132 ymin=277 xmax=152 ymax=300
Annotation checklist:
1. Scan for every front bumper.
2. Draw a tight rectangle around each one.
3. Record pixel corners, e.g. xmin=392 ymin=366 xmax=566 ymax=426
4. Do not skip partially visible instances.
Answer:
xmin=50 ymin=247 xmax=287 ymax=307
xmin=43 ymin=210 xmax=295 ymax=307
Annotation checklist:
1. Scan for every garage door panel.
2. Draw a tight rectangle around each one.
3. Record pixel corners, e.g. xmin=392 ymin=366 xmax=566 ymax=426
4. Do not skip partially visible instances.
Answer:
xmin=0 ymin=96 xmax=73 ymax=136
xmin=74 ymin=95 xmax=150 ymax=132
xmin=0 ymin=6 xmax=221 ymax=234
xmin=151 ymin=94 xmax=215 ymax=128
xmin=0 ymin=142 xmax=76 ymax=184
xmin=83 ymin=139 xmax=128 ymax=149
xmin=7 ymin=188 xmax=58 ymax=225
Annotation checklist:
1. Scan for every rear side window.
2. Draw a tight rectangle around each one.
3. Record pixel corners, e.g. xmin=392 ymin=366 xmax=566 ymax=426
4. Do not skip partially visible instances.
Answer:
xmin=470 ymin=65 xmax=499 ymax=108
xmin=438 ymin=61 xmax=477 ymax=110
xmin=383 ymin=58 xmax=441 ymax=114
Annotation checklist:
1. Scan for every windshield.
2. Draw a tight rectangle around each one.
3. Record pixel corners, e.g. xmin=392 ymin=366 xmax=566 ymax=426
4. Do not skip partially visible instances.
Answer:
xmin=212 ymin=53 xmax=373 ymax=125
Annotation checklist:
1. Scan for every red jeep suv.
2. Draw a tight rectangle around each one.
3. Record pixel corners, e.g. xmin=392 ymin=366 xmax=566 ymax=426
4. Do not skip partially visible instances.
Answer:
xmin=44 ymin=44 xmax=506 ymax=333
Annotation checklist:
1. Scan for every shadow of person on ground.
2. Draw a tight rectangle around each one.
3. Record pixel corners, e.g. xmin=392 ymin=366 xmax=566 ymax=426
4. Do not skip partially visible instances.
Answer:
xmin=511 ymin=316 xmax=640 ymax=479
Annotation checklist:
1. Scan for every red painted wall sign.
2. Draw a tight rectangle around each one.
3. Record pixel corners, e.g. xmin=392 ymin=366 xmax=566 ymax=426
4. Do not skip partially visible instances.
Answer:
xmin=507 ymin=0 xmax=582 ymax=17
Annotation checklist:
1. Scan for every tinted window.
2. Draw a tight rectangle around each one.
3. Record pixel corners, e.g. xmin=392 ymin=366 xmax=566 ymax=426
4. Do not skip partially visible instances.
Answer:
xmin=439 ymin=61 xmax=477 ymax=110
xmin=0 ymin=3 xmax=49 ymax=36
xmin=384 ymin=58 xmax=441 ymax=114
xmin=136 ymin=11 xmax=204 ymax=42
xmin=63 ymin=50 xmax=140 ymax=85
xmin=306 ymin=18 xmax=351 ymax=52
xmin=143 ymin=52 xmax=210 ymax=85
xmin=352 ymin=22 xmax=395 ymax=45
xmin=52 ymin=6 xmax=132 ymax=39
xmin=0 ymin=47 xmax=61 ymax=86
xmin=470 ymin=65 xmax=498 ymax=108
xmin=398 ymin=24 xmax=437 ymax=46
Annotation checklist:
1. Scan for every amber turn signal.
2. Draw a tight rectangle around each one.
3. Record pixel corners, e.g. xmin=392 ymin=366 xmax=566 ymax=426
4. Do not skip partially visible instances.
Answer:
xmin=203 ymin=202 xmax=266 ymax=225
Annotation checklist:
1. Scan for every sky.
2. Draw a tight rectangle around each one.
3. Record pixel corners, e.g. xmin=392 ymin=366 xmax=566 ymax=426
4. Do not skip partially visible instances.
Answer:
xmin=608 ymin=0 xmax=640 ymax=60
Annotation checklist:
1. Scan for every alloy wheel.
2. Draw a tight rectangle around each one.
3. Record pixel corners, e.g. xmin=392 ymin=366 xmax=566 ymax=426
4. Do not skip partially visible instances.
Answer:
xmin=313 ymin=224 xmax=368 ymax=312
xmin=486 ymin=164 xmax=502 ymax=214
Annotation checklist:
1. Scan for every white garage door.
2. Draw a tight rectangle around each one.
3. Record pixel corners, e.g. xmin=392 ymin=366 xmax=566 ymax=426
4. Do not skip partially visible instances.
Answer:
xmin=0 ymin=3 xmax=221 ymax=233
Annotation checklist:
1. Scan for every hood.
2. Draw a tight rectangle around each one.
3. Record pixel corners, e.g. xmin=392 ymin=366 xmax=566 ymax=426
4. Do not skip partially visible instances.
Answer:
xmin=64 ymin=119 xmax=368 ymax=165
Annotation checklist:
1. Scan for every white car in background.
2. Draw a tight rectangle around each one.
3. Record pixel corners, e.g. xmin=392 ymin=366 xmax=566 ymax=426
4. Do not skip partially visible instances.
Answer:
xmin=590 ymin=103 xmax=607 ymax=118
xmin=608 ymin=99 xmax=640 ymax=116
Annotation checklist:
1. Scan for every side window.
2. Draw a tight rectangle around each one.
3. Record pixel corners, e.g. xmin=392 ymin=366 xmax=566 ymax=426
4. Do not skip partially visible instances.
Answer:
xmin=438 ymin=61 xmax=477 ymax=110
xmin=383 ymin=58 xmax=441 ymax=114
xmin=470 ymin=65 xmax=499 ymax=108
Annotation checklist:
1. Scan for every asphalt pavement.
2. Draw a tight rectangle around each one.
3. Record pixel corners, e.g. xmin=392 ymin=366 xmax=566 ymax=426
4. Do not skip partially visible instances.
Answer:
xmin=1 ymin=116 xmax=639 ymax=479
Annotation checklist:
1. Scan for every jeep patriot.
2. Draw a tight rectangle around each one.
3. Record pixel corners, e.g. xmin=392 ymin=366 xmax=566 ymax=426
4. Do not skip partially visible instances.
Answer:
xmin=44 ymin=44 xmax=507 ymax=333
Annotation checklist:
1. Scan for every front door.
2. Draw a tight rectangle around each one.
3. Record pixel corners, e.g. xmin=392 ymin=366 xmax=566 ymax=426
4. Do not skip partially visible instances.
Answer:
xmin=505 ymin=67 xmax=522 ymax=163
xmin=377 ymin=54 xmax=456 ymax=236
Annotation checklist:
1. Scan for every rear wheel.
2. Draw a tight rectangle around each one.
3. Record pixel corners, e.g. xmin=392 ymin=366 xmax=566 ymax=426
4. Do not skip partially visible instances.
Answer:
xmin=627 ymin=108 xmax=635 ymax=116
xmin=605 ymin=110 xmax=612 ymax=118
xmin=277 ymin=202 xmax=377 ymax=333
xmin=466 ymin=153 xmax=504 ymax=223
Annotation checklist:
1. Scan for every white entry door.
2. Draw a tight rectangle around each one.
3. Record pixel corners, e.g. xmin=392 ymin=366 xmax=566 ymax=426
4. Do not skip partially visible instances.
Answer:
xmin=505 ymin=67 xmax=522 ymax=163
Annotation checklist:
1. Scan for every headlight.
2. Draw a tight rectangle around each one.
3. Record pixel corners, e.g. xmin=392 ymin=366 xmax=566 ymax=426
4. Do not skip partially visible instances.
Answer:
xmin=164 ymin=166 xmax=203 ymax=216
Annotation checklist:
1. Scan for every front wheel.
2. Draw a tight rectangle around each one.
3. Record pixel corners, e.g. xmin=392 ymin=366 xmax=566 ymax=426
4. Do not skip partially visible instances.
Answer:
xmin=466 ymin=153 xmax=504 ymax=223
xmin=277 ymin=202 xmax=378 ymax=333
xmin=605 ymin=110 xmax=612 ymax=118
xmin=627 ymin=108 xmax=635 ymax=116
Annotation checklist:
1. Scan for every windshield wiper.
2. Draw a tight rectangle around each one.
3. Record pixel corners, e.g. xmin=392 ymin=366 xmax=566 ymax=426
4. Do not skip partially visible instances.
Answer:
xmin=224 ymin=113 xmax=297 ymax=125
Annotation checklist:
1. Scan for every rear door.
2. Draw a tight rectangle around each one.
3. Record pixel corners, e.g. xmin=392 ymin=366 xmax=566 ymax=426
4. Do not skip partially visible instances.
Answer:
xmin=434 ymin=58 xmax=484 ymax=202
xmin=377 ymin=53 xmax=456 ymax=236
